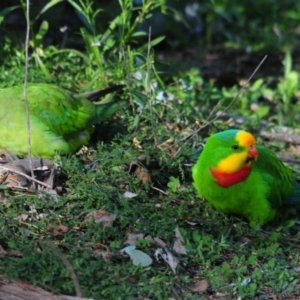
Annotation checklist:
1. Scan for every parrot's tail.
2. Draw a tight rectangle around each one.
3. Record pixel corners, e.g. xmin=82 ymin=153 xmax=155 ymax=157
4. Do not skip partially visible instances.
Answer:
xmin=285 ymin=180 xmax=300 ymax=206
xmin=82 ymin=85 xmax=126 ymax=123
xmin=81 ymin=85 xmax=125 ymax=101
xmin=280 ymin=180 xmax=300 ymax=222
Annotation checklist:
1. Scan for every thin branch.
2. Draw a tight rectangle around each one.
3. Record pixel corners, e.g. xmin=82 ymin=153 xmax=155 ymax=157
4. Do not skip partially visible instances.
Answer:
xmin=24 ymin=0 xmax=34 ymax=179
xmin=44 ymin=242 xmax=82 ymax=298
xmin=146 ymin=27 xmax=158 ymax=146
xmin=174 ymin=55 xmax=268 ymax=157
xmin=121 ymin=47 xmax=135 ymax=113
xmin=209 ymin=55 xmax=268 ymax=123
xmin=151 ymin=186 xmax=169 ymax=195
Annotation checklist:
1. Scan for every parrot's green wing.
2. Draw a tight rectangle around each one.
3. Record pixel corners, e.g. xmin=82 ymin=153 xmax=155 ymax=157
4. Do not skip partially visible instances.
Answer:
xmin=254 ymin=146 xmax=294 ymax=209
xmin=0 ymin=83 xmax=124 ymax=157
xmin=255 ymin=146 xmax=300 ymax=223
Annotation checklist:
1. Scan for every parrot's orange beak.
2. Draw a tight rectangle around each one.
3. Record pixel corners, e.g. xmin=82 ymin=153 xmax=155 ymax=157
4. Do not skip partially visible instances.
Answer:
xmin=247 ymin=146 xmax=258 ymax=162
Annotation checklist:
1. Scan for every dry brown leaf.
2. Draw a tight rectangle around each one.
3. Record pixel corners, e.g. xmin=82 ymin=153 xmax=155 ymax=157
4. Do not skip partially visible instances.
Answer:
xmin=85 ymin=209 xmax=116 ymax=228
xmin=91 ymin=243 xmax=120 ymax=262
xmin=86 ymin=154 xmax=94 ymax=161
xmin=166 ymin=122 xmax=175 ymax=131
xmin=76 ymin=145 xmax=89 ymax=156
xmin=289 ymin=145 xmax=300 ymax=157
xmin=133 ymin=137 xmax=142 ymax=149
xmin=155 ymin=247 xmax=179 ymax=274
xmin=173 ymin=226 xmax=187 ymax=255
xmin=157 ymin=138 xmax=174 ymax=149
xmin=47 ymin=223 xmax=68 ymax=236
xmin=0 ymin=164 xmax=27 ymax=187
xmin=0 ymin=169 xmax=8 ymax=183
xmin=190 ymin=279 xmax=209 ymax=294
xmin=157 ymin=139 xmax=176 ymax=155
xmin=0 ymin=245 xmax=7 ymax=257
xmin=124 ymin=233 xmax=167 ymax=247
xmin=124 ymin=233 xmax=145 ymax=245
xmin=145 ymin=235 xmax=167 ymax=247
xmin=93 ymin=249 xmax=113 ymax=262
xmin=136 ymin=154 xmax=146 ymax=161
xmin=6 ymin=250 xmax=22 ymax=257
xmin=134 ymin=166 xmax=152 ymax=184
xmin=0 ymin=192 xmax=8 ymax=204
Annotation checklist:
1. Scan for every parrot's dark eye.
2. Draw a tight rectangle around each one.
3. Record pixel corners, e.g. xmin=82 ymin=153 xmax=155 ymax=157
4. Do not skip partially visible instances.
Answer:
xmin=232 ymin=145 xmax=239 ymax=150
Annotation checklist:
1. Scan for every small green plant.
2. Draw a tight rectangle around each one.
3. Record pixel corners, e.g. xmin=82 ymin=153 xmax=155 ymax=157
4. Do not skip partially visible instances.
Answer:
xmin=277 ymin=49 xmax=300 ymax=123
xmin=167 ymin=176 xmax=180 ymax=193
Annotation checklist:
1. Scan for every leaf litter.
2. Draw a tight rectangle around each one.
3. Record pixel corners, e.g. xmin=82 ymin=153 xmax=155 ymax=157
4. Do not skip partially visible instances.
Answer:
xmin=0 ymin=149 xmax=60 ymax=193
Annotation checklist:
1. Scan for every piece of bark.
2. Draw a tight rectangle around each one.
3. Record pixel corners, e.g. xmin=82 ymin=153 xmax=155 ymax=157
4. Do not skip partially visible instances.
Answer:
xmin=5 ymin=158 xmax=55 ymax=172
xmin=0 ymin=275 xmax=93 ymax=300
xmin=259 ymin=130 xmax=300 ymax=145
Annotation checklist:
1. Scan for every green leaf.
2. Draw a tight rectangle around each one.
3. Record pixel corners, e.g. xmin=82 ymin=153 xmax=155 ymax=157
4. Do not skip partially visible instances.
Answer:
xmin=34 ymin=20 xmax=49 ymax=46
xmin=283 ymin=49 xmax=292 ymax=79
xmin=0 ymin=5 xmax=20 ymax=26
xmin=140 ymin=36 xmax=165 ymax=50
xmin=167 ymin=176 xmax=180 ymax=193
xmin=286 ymin=71 xmax=299 ymax=96
xmin=66 ymin=0 xmax=85 ymax=15
xmin=149 ymin=36 xmax=166 ymax=47
xmin=254 ymin=105 xmax=269 ymax=118
xmin=35 ymin=0 xmax=63 ymax=21
xmin=250 ymin=78 xmax=264 ymax=92
xmin=192 ymin=231 xmax=201 ymax=243
xmin=52 ymin=49 xmax=89 ymax=62
xmin=33 ymin=53 xmax=51 ymax=78
xmin=132 ymin=31 xmax=148 ymax=37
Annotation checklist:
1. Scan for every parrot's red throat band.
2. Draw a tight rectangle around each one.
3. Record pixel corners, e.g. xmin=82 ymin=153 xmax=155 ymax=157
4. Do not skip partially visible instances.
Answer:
xmin=210 ymin=166 xmax=251 ymax=187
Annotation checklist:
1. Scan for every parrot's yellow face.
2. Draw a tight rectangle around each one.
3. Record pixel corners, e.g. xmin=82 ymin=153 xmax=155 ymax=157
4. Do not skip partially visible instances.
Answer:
xmin=216 ymin=131 xmax=258 ymax=173
xmin=210 ymin=130 xmax=259 ymax=187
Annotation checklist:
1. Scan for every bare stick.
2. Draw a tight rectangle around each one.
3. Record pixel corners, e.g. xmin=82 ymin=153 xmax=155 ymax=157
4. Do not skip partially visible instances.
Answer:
xmin=44 ymin=242 xmax=82 ymax=298
xmin=146 ymin=27 xmax=158 ymax=145
xmin=151 ymin=186 xmax=169 ymax=195
xmin=121 ymin=47 xmax=135 ymax=113
xmin=208 ymin=55 xmax=268 ymax=123
xmin=24 ymin=0 xmax=34 ymax=179
xmin=174 ymin=55 xmax=268 ymax=157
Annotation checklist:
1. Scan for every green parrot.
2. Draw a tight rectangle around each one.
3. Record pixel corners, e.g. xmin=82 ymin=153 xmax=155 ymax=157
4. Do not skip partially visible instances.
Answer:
xmin=0 ymin=83 xmax=124 ymax=158
xmin=192 ymin=129 xmax=300 ymax=224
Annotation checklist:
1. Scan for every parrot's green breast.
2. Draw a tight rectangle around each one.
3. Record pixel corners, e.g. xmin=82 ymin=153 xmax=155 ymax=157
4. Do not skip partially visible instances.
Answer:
xmin=0 ymin=83 xmax=122 ymax=158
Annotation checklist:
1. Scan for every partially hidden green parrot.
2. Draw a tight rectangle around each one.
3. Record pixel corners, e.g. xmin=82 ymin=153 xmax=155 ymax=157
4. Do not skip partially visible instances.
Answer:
xmin=0 ymin=83 xmax=125 ymax=158
xmin=192 ymin=129 xmax=300 ymax=224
